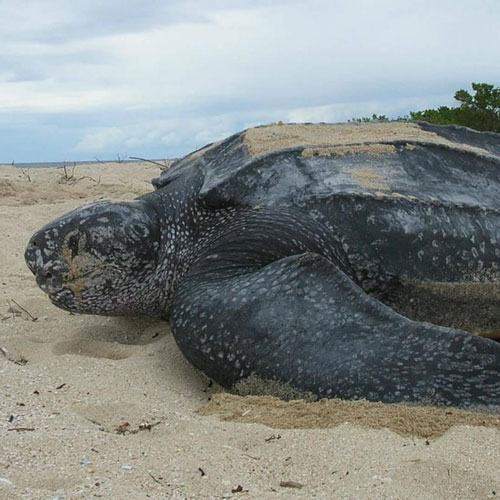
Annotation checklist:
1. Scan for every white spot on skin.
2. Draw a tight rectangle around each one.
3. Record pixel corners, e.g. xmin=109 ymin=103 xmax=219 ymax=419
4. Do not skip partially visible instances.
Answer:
xmin=35 ymin=249 xmax=44 ymax=268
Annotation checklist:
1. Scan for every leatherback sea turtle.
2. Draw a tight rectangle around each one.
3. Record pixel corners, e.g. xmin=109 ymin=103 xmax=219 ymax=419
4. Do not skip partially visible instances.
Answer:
xmin=25 ymin=122 xmax=500 ymax=409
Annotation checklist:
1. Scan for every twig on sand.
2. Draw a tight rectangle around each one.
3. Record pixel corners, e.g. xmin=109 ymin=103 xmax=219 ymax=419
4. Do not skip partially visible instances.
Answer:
xmin=148 ymin=472 xmax=162 ymax=484
xmin=10 ymin=299 xmax=38 ymax=321
xmin=20 ymin=168 xmax=32 ymax=182
xmin=129 ymin=156 xmax=171 ymax=170
xmin=279 ymin=480 xmax=304 ymax=489
xmin=58 ymin=163 xmax=77 ymax=183
xmin=0 ymin=346 xmax=27 ymax=366
xmin=73 ymin=175 xmax=99 ymax=185
xmin=114 ymin=421 xmax=161 ymax=435
xmin=231 ymin=485 xmax=248 ymax=493
xmin=57 ymin=163 xmax=99 ymax=185
xmin=2 ymin=299 xmax=37 ymax=322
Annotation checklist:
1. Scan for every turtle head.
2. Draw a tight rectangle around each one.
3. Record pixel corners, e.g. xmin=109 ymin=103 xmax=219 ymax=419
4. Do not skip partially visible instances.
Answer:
xmin=25 ymin=199 xmax=161 ymax=315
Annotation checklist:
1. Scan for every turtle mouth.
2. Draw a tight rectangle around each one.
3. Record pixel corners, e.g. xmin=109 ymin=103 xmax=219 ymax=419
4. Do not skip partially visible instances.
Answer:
xmin=39 ymin=280 xmax=65 ymax=295
xmin=29 ymin=260 xmax=68 ymax=296
xmin=63 ymin=269 xmax=96 ymax=284
xmin=30 ymin=263 xmax=96 ymax=302
xmin=47 ymin=288 xmax=79 ymax=312
xmin=46 ymin=271 xmax=103 ymax=313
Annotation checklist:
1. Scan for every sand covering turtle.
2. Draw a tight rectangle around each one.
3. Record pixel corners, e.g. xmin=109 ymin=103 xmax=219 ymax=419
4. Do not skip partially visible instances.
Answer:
xmin=25 ymin=121 xmax=500 ymax=409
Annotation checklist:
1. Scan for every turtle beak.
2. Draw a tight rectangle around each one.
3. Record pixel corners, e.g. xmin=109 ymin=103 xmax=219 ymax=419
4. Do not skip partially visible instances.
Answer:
xmin=25 ymin=231 xmax=66 ymax=294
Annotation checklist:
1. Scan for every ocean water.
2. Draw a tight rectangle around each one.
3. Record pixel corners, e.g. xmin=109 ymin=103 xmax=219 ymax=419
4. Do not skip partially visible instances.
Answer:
xmin=2 ymin=159 xmax=148 ymax=169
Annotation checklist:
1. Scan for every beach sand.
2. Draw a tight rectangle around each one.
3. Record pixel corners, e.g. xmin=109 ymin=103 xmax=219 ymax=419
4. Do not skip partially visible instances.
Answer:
xmin=1 ymin=161 xmax=499 ymax=500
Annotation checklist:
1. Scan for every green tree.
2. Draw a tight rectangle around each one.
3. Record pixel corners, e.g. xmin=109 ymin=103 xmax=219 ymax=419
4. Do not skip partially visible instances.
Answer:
xmin=410 ymin=83 xmax=500 ymax=133
xmin=349 ymin=113 xmax=389 ymax=123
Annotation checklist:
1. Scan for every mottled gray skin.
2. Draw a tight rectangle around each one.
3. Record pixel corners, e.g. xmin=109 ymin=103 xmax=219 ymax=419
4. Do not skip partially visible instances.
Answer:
xmin=25 ymin=122 xmax=500 ymax=410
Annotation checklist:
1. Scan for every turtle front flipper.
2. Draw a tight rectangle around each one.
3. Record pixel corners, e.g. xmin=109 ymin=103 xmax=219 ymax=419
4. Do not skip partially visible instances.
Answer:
xmin=171 ymin=251 xmax=500 ymax=410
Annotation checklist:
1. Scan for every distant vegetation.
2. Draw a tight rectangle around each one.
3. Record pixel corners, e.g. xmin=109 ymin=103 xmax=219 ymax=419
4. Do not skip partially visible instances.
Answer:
xmin=349 ymin=113 xmax=389 ymax=123
xmin=351 ymin=83 xmax=500 ymax=133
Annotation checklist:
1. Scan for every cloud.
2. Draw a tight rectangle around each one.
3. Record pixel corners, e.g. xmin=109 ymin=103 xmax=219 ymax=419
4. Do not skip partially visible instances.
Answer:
xmin=67 ymin=92 xmax=457 ymax=161
xmin=70 ymin=112 xmax=262 ymax=159
xmin=74 ymin=127 xmax=126 ymax=152
xmin=0 ymin=0 xmax=499 ymax=162
xmin=0 ymin=0 xmax=296 ymax=45
xmin=0 ymin=1 xmax=201 ymax=44
xmin=286 ymin=94 xmax=457 ymax=123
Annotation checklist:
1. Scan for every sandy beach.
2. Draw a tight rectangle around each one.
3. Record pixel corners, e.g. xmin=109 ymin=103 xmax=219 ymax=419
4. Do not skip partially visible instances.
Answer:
xmin=1 ymin=161 xmax=499 ymax=500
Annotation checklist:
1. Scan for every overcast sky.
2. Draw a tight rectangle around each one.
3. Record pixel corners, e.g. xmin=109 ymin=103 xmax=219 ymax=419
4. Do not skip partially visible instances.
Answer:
xmin=0 ymin=0 xmax=498 ymax=163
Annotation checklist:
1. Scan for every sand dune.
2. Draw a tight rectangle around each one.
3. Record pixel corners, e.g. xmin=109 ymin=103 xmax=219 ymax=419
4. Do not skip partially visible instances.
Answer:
xmin=1 ymin=162 xmax=499 ymax=499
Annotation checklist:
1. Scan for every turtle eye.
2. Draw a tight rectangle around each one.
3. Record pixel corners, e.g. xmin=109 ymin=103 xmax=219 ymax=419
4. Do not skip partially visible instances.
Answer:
xmin=132 ymin=223 xmax=149 ymax=238
xmin=68 ymin=234 xmax=80 ymax=259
